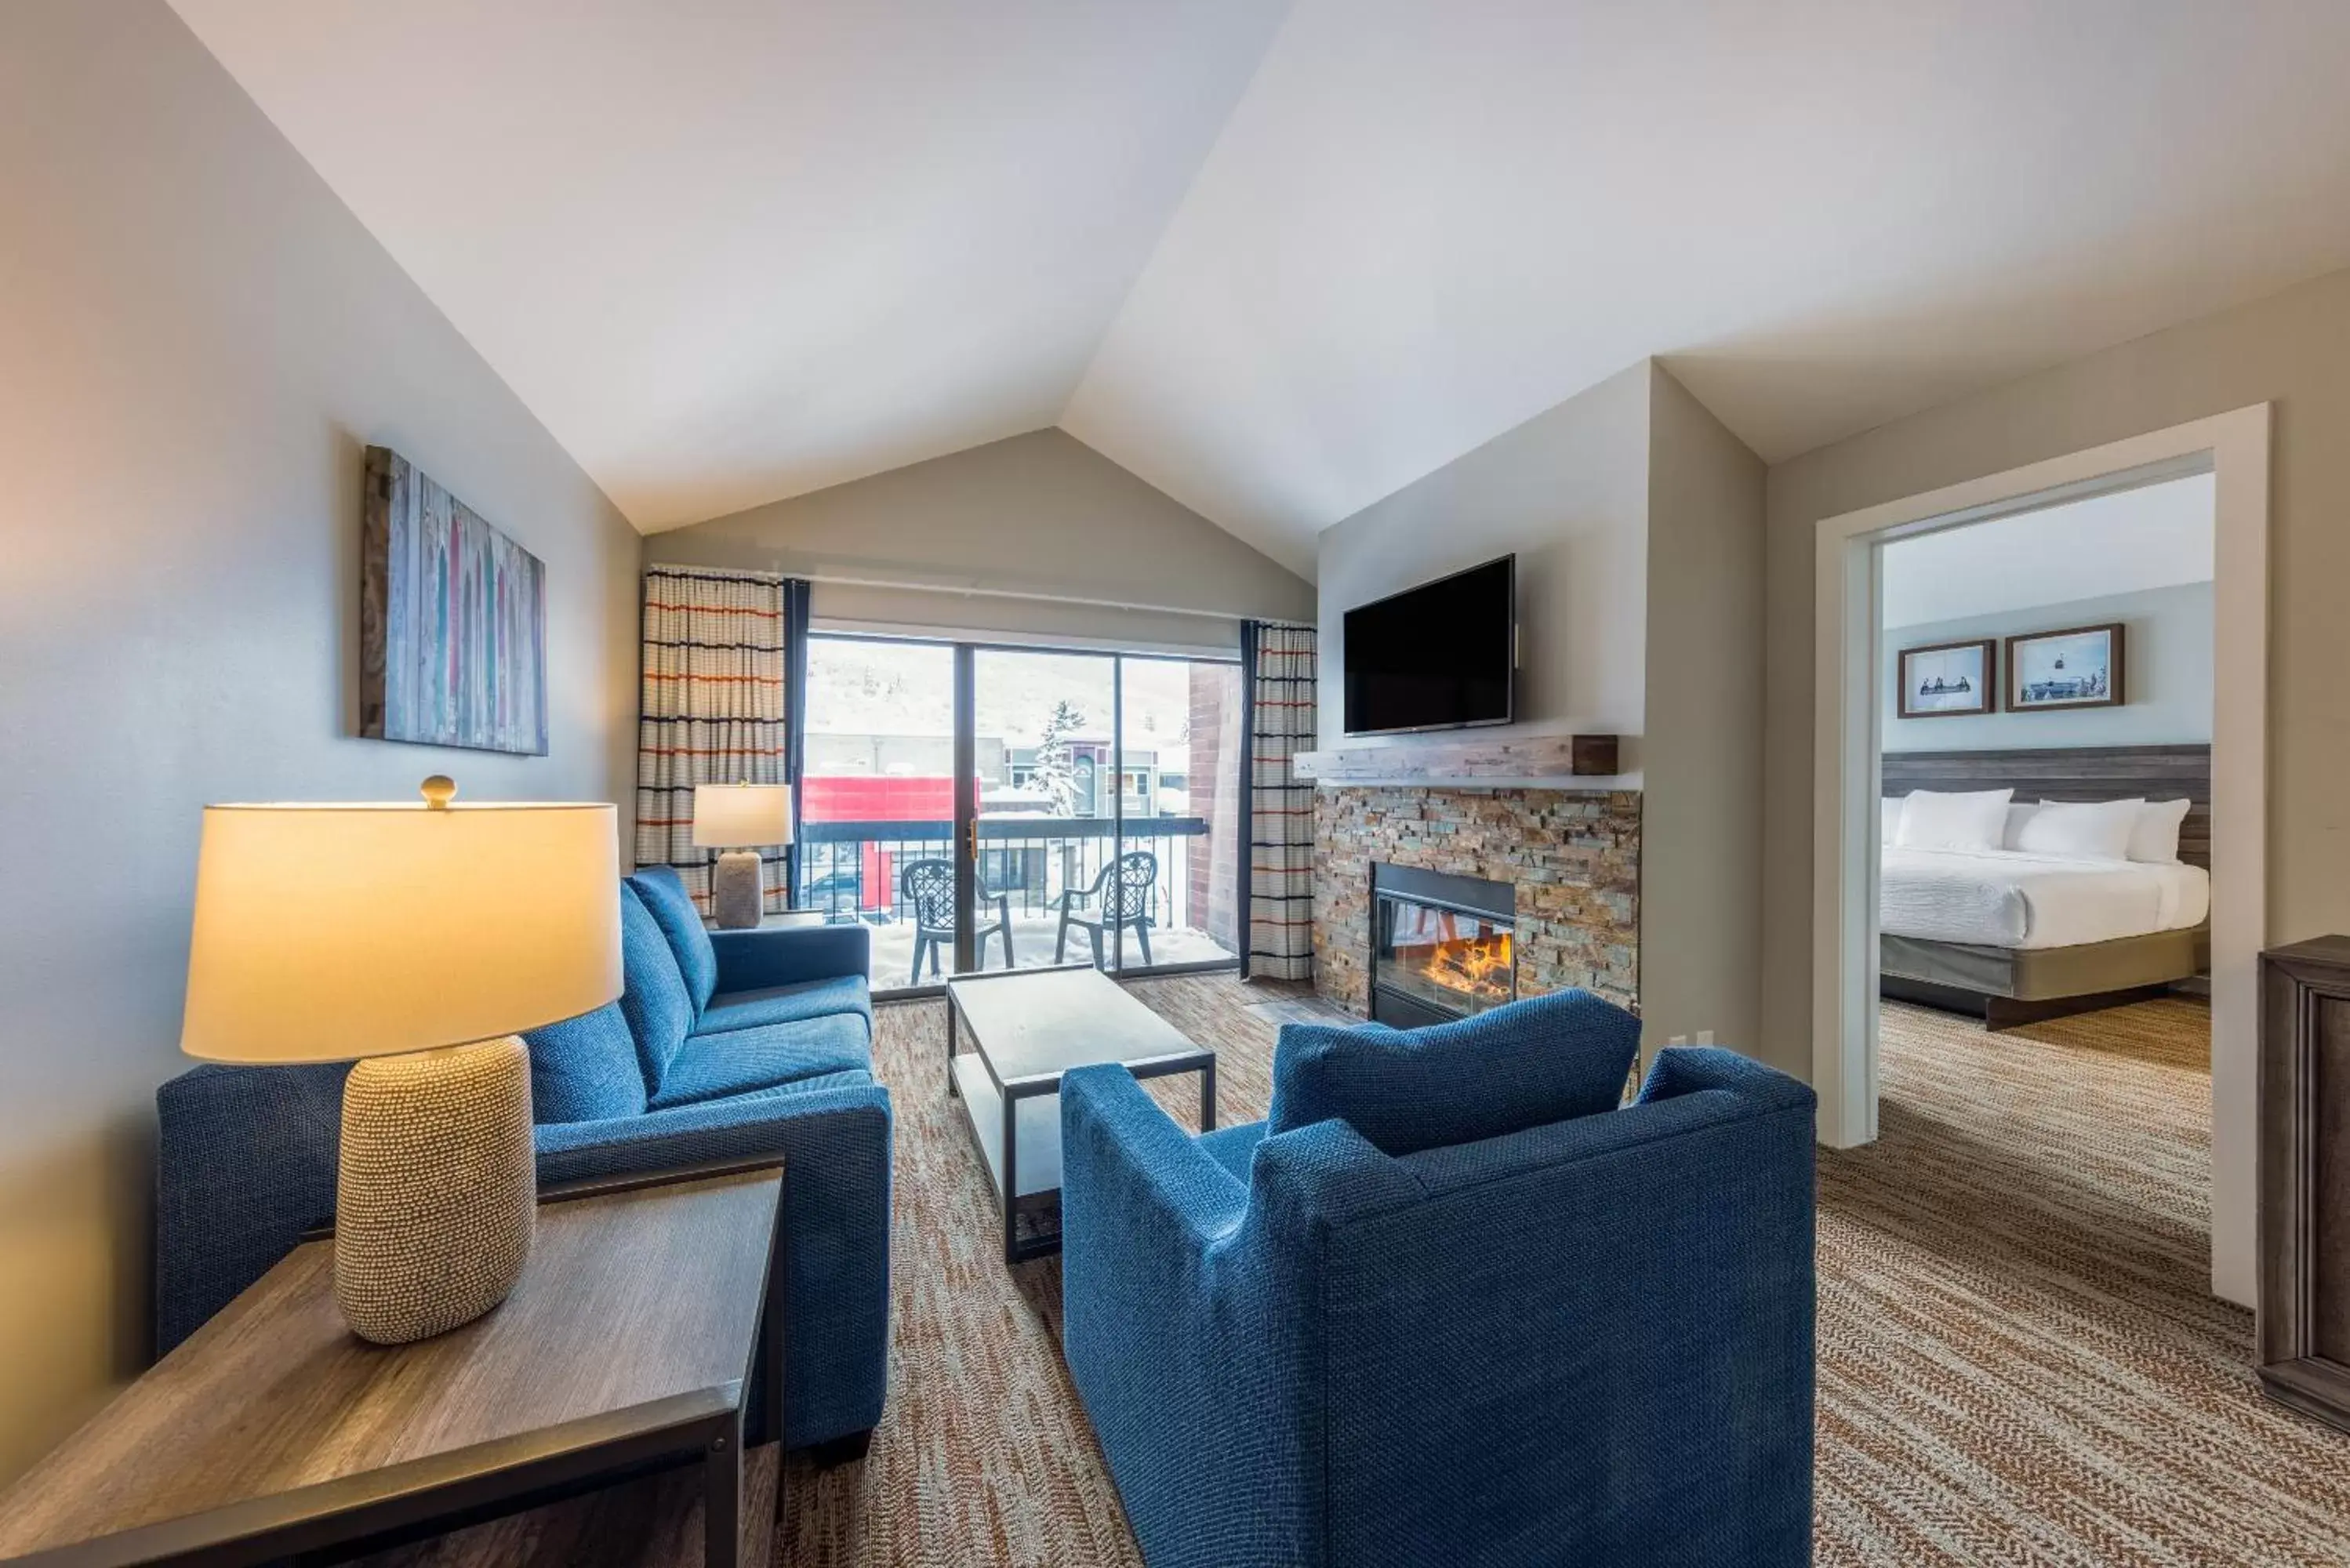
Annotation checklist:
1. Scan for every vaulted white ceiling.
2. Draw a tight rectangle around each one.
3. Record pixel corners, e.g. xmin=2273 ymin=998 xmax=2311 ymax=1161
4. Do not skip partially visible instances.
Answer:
xmin=173 ymin=1 xmax=2350 ymax=581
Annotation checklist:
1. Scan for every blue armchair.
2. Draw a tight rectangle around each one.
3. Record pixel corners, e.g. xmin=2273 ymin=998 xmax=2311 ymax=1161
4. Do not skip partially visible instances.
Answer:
xmin=154 ymin=866 xmax=892 ymax=1457
xmin=1059 ymin=992 xmax=1817 ymax=1568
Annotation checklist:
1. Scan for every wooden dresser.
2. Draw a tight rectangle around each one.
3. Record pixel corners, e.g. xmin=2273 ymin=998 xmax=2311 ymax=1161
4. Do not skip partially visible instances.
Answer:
xmin=2258 ymin=938 xmax=2350 ymax=1432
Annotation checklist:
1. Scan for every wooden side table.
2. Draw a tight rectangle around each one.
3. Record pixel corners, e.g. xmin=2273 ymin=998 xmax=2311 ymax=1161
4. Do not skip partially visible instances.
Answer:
xmin=0 ymin=1163 xmax=786 ymax=1567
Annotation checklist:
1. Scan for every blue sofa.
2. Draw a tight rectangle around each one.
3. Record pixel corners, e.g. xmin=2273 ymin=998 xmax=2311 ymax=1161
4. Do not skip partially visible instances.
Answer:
xmin=154 ymin=866 xmax=892 ymax=1454
xmin=1059 ymin=992 xmax=1817 ymax=1568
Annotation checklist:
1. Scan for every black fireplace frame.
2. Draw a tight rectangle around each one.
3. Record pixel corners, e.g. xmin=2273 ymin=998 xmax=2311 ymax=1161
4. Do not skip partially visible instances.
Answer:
xmin=1368 ymin=862 xmax=1517 ymax=1028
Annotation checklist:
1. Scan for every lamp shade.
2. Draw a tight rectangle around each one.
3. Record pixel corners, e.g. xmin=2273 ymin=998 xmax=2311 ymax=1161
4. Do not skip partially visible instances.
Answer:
xmin=181 ymin=797 xmax=621 ymax=1065
xmin=692 ymin=782 xmax=794 ymax=848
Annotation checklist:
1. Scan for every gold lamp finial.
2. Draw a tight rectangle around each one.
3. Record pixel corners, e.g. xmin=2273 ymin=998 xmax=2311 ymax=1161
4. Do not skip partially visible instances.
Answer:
xmin=420 ymin=775 xmax=457 ymax=811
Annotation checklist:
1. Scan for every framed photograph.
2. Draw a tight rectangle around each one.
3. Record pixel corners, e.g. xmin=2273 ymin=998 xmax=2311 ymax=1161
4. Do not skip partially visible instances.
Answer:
xmin=1898 ymin=637 xmax=1996 ymax=719
xmin=360 ymin=445 xmax=549 ymax=755
xmin=2006 ymin=622 xmax=2124 ymax=713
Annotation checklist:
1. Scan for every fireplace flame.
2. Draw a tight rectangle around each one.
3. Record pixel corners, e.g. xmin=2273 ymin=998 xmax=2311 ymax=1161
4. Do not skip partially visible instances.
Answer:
xmin=1433 ymin=930 xmax=1513 ymax=992
xmin=1397 ymin=924 xmax=1512 ymax=1002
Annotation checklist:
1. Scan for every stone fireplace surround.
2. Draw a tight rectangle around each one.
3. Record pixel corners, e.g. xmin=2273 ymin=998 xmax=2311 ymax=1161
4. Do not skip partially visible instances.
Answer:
xmin=1313 ymin=786 xmax=1640 ymax=1019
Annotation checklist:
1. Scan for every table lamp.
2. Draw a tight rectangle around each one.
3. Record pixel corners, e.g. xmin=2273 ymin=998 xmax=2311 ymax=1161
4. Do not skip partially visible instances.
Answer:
xmin=692 ymin=781 xmax=793 ymax=929
xmin=180 ymin=777 xmax=620 ymax=1345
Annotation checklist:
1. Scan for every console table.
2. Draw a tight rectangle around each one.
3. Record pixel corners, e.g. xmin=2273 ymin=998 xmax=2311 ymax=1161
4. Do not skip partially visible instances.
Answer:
xmin=0 ymin=1163 xmax=786 ymax=1567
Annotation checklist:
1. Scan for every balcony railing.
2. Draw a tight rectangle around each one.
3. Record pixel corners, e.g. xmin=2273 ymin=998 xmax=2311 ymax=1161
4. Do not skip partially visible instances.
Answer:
xmin=797 ymin=814 xmax=1219 ymax=938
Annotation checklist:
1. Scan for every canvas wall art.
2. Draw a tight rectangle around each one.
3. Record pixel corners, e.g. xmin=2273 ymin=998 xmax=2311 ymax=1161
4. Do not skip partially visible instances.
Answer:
xmin=361 ymin=445 xmax=549 ymax=755
xmin=1898 ymin=637 xmax=1996 ymax=719
xmin=2007 ymin=622 xmax=2124 ymax=713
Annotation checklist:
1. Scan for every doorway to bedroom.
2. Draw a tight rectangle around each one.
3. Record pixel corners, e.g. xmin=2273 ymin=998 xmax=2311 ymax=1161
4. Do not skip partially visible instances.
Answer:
xmin=1813 ymin=405 xmax=2268 ymax=1308
xmin=1874 ymin=473 xmax=2214 ymax=1043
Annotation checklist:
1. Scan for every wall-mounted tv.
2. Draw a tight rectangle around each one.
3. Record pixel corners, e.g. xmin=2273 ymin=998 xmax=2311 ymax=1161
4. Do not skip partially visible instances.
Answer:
xmin=1342 ymin=554 xmax=1516 ymax=735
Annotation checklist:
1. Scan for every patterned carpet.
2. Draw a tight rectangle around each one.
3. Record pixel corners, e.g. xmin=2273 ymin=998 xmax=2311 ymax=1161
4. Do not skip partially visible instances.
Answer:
xmin=767 ymin=978 xmax=2350 ymax=1567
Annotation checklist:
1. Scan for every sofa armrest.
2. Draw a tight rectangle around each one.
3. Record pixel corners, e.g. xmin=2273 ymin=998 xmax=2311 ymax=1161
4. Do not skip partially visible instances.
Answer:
xmin=532 ymin=1080 xmax=888 ymax=1176
xmin=535 ymin=1081 xmax=893 ymax=1450
xmin=155 ymin=1062 xmax=349 ymax=1356
xmin=709 ymin=924 xmax=870 ymax=993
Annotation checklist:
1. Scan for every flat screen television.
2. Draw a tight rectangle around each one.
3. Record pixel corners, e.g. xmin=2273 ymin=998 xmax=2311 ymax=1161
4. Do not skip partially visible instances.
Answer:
xmin=1342 ymin=554 xmax=1516 ymax=735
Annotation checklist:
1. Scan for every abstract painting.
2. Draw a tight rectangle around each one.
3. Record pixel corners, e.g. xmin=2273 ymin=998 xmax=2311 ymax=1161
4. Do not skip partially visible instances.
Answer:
xmin=361 ymin=446 xmax=548 ymax=755
xmin=2007 ymin=622 xmax=2125 ymax=713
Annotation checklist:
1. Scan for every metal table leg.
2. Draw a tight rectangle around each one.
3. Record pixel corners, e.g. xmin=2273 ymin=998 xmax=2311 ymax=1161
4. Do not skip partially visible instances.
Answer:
xmin=705 ymin=1417 xmax=741 ymax=1568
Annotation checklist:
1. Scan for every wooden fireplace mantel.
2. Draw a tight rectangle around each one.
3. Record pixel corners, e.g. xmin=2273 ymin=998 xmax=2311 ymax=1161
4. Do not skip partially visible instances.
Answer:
xmin=1292 ymin=732 xmax=1636 ymax=790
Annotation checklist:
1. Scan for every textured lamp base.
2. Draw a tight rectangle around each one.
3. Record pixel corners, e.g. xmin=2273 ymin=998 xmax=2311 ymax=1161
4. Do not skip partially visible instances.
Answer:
xmin=711 ymin=849 xmax=764 ymax=929
xmin=335 ymin=1036 xmax=535 ymax=1345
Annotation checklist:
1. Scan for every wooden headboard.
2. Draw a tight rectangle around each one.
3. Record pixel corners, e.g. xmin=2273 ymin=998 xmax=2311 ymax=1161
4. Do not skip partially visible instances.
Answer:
xmin=1882 ymin=743 xmax=2211 ymax=869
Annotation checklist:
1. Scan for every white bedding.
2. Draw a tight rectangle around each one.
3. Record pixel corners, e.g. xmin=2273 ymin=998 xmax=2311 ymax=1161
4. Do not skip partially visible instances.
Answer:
xmin=1880 ymin=847 xmax=2210 ymax=949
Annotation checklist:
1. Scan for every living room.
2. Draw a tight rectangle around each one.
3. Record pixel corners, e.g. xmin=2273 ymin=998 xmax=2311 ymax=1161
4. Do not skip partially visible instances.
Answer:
xmin=9 ymin=3 xmax=2350 ymax=1566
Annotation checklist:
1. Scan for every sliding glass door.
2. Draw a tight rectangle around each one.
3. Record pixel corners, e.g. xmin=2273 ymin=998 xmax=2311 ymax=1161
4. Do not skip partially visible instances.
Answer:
xmin=1116 ymin=655 xmax=1242 ymax=970
xmin=971 ymin=648 xmax=1117 ymax=975
xmin=796 ymin=633 xmax=1240 ymax=996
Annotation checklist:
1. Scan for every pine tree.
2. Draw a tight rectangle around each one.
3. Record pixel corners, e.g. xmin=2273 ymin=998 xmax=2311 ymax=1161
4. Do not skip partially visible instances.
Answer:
xmin=1032 ymin=699 xmax=1087 ymax=816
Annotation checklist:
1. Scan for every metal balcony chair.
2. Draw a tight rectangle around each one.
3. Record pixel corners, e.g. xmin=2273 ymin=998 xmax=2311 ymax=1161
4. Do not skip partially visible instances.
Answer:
xmin=1054 ymin=850 xmax=1159 ymax=969
xmin=900 ymin=858 xmax=1012 ymax=982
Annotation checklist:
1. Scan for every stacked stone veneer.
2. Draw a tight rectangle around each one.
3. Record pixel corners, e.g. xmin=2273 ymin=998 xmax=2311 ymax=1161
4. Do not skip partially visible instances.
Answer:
xmin=1313 ymin=787 xmax=1641 ymax=1018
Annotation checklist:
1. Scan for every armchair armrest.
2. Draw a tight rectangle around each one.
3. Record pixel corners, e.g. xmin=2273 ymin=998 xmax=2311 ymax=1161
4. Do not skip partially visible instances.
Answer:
xmin=1638 ymin=1044 xmax=1818 ymax=1117
xmin=1061 ymin=1064 xmax=1249 ymax=1257
xmin=710 ymin=923 xmax=870 ymax=993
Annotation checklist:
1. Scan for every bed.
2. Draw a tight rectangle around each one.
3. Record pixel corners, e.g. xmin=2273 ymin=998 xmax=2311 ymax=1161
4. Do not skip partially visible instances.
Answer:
xmin=1880 ymin=744 xmax=2210 ymax=1029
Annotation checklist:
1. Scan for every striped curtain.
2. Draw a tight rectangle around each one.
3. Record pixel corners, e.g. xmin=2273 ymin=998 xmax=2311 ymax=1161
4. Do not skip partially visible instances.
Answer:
xmin=634 ymin=567 xmax=795 ymax=914
xmin=1243 ymin=622 xmax=1317 ymax=980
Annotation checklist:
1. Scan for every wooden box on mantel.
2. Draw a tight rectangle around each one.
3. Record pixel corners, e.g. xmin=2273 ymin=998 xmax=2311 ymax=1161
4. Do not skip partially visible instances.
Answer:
xmin=1292 ymin=732 xmax=1627 ymax=788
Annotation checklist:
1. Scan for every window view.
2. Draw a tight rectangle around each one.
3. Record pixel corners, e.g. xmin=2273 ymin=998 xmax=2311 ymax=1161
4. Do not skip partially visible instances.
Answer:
xmin=797 ymin=635 xmax=1242 ymax=993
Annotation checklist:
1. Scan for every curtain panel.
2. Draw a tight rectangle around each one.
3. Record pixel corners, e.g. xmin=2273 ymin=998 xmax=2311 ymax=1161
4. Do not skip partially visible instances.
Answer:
xmin=1241 ymin=622 xmax=1317 ymax=980
xmin=634 ymin=567 xmax=797 ymax=914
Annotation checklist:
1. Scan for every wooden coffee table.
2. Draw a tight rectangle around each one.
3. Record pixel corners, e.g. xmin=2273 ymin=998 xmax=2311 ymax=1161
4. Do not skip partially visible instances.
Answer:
xmin=0 ymin=1163 xmax=785 ymax=1568
xmin=946 ymin=964 xmax=1216 ymax=1264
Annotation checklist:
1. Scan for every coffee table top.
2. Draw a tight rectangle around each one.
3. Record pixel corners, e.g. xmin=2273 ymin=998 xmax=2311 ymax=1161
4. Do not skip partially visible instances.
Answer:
xmin=0 ymin=1166 xmax=782 ymax=1559
xmin=948 ymin=965 xmax=1209 ymax=1091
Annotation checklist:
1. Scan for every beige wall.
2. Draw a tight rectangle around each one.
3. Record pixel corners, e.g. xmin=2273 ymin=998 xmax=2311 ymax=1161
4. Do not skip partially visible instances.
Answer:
xmin=1315 ymin=360 xmax=1653 ymax=753
xmin=649 ymin=428 xmax=1314 ymax=653
xmin=1761 ymin=265 xmax=2350 ymax=1076
xmin=1640 ymin=366 xmax=1767 ymax=1053
xmin=0 ymin=1 xmax=641 ymax=1479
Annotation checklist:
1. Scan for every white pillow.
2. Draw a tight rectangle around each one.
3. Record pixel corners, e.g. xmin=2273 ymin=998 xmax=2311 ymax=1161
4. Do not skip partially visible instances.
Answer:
xmin=1880 ymin=797 xmax=1902 ymax=841
xmin=2015 ymin=798 xmax=2143 ymax=861
xmin=1895 ymin=789 xmax=2013 ymax=852
xmin=2001 ymin=803 xmax=2040 ymax=850
xmin=2129 ymin=798 xmax=2192 ymax=864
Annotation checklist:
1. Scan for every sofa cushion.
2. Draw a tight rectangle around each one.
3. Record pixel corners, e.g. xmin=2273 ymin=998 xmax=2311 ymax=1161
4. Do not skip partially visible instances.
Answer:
xmin=627 ymin=865 xmax=718 ymax=1014
xmin=696 ymin=975 xmax=874 ymax=1040
xmin=521 ymin=1002 xmax=648 ymax=1123
xmin=649 ymin=1013 xmax=876 ymax=1110
xmin=617 ymin=883 xmax=697 ymax=1095
xmin=1266 ymin=989 xmax=1640 ymax=1156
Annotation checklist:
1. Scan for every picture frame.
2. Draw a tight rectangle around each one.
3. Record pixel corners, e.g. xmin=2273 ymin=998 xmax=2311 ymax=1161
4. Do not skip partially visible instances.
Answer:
xmin=1897 ymin=637 xmax=1996 ymax=720
xmin=360 ymin=445 xmax=550 ymax=755
xmin=2006 ymin=622 xmax=2124 ymax=713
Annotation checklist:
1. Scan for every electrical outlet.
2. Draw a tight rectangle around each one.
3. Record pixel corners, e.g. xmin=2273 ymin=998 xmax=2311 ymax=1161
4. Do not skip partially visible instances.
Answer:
xmin=1696 ymin=1029 xmax=1716 ymax=1046
xmin=1667 ymin=1034 xmax=1688 ymax=1047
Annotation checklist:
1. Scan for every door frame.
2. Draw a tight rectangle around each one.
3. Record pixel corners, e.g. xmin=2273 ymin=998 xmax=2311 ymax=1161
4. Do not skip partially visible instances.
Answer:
xmin=1811 ymin=403 xmax=2269 ymax=1305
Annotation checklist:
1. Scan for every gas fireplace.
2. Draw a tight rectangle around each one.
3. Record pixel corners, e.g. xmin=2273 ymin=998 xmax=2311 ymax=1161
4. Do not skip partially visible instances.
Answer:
xmin=1369 ymin=863 xmax=1516 ymax=1028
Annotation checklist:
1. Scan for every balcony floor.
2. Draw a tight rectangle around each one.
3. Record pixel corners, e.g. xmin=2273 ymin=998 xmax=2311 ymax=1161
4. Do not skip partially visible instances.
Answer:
xmin=863 ymin=911 xmax=1235 ymax=991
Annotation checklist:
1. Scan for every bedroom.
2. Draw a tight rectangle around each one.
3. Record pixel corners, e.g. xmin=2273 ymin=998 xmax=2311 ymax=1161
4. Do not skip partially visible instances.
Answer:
xmin=1876 ymin=472 xmax=2215 ymax=1054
